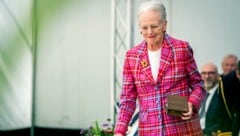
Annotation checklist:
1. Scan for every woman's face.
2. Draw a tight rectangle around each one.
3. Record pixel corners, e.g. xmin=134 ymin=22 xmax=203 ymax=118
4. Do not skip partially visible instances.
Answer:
xmin=139 ymin=10 xmax=167 ymax=47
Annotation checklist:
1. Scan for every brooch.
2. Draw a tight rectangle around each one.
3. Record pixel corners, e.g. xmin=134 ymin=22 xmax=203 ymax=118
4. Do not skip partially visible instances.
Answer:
xmin=141 ymin=60 xmax=148 ymax=68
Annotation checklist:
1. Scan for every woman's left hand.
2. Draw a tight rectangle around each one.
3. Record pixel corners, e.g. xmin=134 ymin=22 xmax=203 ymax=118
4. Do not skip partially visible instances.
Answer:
xmin=181 ymin=102 xmax=193 ymax=120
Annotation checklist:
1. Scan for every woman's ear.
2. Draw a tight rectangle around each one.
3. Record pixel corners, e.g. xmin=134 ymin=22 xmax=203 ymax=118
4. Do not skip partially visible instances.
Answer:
xmin=162 ymin=20 xmax=167 ymax=32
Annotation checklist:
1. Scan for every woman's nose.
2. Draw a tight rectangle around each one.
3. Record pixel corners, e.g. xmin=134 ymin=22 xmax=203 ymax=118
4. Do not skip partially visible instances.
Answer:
xmin=147 ymin=27 xmax=153 ymax=34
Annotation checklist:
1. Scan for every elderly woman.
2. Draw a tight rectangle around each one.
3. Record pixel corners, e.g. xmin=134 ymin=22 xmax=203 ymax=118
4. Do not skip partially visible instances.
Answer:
xmin=114 ymin=1 xmax=206 ymax=136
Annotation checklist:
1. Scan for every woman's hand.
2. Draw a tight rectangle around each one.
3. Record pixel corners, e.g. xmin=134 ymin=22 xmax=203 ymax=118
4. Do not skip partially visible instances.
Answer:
xmin=181 ymin=102 xmax=193 ymax=120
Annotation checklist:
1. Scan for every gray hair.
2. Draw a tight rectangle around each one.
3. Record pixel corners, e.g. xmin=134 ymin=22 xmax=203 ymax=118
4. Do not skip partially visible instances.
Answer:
xmin=222 ymin=54 xmax=239 ymax=64
xmin=221 ymin=54 xmax=239 ymax=75
xmin=138 ymin=1 xmax=167 ymax=21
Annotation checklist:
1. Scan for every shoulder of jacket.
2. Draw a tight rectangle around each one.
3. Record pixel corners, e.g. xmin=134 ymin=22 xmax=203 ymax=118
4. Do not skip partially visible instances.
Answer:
xmin=126 ymin=42 xmax=145 ymax=57
xmin=165 ymin=34 xmax=190 ymax=49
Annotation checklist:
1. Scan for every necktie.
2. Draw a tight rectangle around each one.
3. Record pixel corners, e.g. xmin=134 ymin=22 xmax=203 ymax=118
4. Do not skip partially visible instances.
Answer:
xmin=199 ymin=93 xmax=209 ymax=118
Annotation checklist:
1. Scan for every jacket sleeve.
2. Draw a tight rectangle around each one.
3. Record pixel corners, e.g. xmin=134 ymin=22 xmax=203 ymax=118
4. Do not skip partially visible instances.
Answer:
xmin=114 ymin=51 xmax=138 ymax=135
xmin=185 ymin=44 xmax=206 ymax=111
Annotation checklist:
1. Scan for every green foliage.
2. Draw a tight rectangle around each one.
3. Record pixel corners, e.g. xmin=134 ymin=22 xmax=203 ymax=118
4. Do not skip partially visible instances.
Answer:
xmin=80 ymin=119 xmax=114 ymax=136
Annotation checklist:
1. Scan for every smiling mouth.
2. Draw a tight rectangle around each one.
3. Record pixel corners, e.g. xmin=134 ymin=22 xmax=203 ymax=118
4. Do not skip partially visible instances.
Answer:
xmin=148 ymin=35 xmax=155 ymax=38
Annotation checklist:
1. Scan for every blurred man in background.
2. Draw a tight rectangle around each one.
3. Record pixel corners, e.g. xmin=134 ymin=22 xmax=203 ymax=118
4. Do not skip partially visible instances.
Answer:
xmin=221 ymin=54 xmax=238 ymax=76
xmin=200 ymin=63 xmax=232 ymax=136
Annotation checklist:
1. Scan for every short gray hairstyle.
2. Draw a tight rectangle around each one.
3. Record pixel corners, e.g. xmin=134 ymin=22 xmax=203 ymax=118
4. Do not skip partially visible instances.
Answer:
xmin=222 ymin=54 xmax=239 ymax=64
xmin=138 ymin=1 xmax=167 ymax=21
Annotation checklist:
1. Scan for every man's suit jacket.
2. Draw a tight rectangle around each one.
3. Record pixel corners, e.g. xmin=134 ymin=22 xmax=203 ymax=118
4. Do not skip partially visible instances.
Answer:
xmin=221 ymin=71 xmax=240 ymax=136
xmin=203 ymin=88 xmax=232 ymax=135
xmin=222 ymin=71 xmax=240 ymax=112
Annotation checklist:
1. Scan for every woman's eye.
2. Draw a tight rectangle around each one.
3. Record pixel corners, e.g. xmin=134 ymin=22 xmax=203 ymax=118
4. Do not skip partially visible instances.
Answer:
xmin=151 ymin=26 xmax=158 ymax=29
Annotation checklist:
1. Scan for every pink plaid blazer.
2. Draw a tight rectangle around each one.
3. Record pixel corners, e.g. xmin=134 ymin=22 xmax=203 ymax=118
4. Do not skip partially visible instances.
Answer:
xmin=115 ymin=34 xmax=206 ymax=136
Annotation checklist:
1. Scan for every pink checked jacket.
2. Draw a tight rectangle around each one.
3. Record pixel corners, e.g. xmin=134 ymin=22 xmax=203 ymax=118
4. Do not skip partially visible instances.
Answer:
xmin=115 ymin=34 xmax=206 ymax=136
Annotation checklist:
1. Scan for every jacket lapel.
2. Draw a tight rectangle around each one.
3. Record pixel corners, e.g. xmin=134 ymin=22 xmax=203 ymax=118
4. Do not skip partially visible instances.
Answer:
xmin=157 ymin=36 xmax=174 ymax=81
xmin=138 ymin=42 xmax=155 ymax=83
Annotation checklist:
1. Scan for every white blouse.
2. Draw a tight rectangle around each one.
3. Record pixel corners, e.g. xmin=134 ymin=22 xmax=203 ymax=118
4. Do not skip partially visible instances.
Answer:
xmin=148 ymin=48 xmax=161 ymax=82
